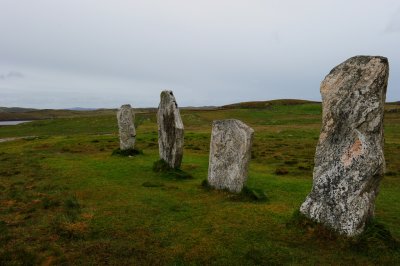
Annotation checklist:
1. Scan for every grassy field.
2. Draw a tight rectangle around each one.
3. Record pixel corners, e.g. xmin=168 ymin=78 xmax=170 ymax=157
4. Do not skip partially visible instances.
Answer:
xmin=0 ymin=102 xmax=399 ymax=265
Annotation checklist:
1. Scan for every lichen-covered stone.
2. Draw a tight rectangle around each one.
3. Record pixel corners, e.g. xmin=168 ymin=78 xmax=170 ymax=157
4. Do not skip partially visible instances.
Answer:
xmin=157 ymin=90 xmax=184 ymax=168
xmin=300 ymin=56 xmax=389 ymax=236
xmin=117 ymin=104 xmax=136 ymax=150
xmin=207 ymin=119 xmax=254 ymax=193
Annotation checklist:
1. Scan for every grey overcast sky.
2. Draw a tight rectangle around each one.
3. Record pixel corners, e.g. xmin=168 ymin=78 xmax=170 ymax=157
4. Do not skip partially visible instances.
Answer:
xmin=0 ymin=0 xmax=399 ymax=108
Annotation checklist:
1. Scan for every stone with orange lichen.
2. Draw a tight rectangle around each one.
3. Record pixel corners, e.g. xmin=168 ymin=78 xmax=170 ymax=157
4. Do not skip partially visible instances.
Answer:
xmin=300 ymin=55 xmax=389 ymax=236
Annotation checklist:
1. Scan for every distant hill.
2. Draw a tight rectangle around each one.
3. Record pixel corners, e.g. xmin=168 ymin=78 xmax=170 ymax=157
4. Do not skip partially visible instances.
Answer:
xmin=66 ymin=107 xmax=99 ymax=111
xmin=0 ymin=108 xmax=116 ymax=121
xmin=181 ymin=106 xmax=218 ymax=110
xmin=0 ymin=107 xmax=38 ymax=113
xmin=221 ymin=99 xmax=320 ymax=109
xmin=1 ymin=99 xmax=399 ymax=120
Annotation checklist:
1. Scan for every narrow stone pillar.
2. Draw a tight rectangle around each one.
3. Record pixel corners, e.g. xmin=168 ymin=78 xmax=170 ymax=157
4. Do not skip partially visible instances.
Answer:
xmin=157 ymin=90 xmax=184 ymax=168
xmin=208 ymin=119 xmax=254 ymax=193
xmin=117 ymin=104 xmax=136 ymax=150
xmin=300 ymin=56 xmax=389 ymax=236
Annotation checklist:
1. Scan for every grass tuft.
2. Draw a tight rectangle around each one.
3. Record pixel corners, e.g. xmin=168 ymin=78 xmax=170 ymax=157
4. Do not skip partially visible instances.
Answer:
xmin=288 ymin=210 xmax=400 ymax=256
xmin=240 ymin=186 xmax=269 ymax=201
xmin=201 ymin=179 xmax=211 ymax=189
xmin=64 ymin=195 xmax=80 ymax=210
xmin=287 ymin=210 xmax=338 ymax=240
xmin=152 ymin=159 xmax=193 ymax=179
xmin=112 ymin=148 xmax=143 ymax=157
xmin=350 ymin=219 xmax=399 ymax=253
xmin=0 ymin=220 xmax=8 ymax=235
xmin=284 ymin=159 xmax=298 ymax=165
xmin=51 ymin=214 xmax=88 ymax=240
xmin=142 ymin=181 xmax=165 ymax=188
xmin=275 ymin=168 xmax=289 ymax=175
xmin=298 ymin=164 xmax=311 ymax=170
xmin=42 ymin=197 xmax=61 ymax=209
xmin=152 ymin=159 xmax=173 ymax=172
xmin=229 ymin=186 xmax=268 ymax=202
xmin=385 ymin=171 xmax=397 ymax=176
xmin=201 ymin=180 xmax=268 ymax=202
xmin=50 ymin=196 xmax=89 ymax=239
xmin=0 ymin=247 xmax=37 ymax=266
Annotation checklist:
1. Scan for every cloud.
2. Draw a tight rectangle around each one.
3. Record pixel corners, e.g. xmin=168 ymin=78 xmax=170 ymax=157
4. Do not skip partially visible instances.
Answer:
xmin=0 ymin=1 xmax=399 ymax=108
xmin=385 ymin=7 xmax=400 ymax=33
xmin=0 ymin=71 xmax=24 ymax=80
xmin=7 ymin=71 xmax=24 ymax=78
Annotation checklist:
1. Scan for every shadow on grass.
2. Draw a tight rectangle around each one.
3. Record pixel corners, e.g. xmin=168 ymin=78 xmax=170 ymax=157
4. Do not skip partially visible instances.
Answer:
xmin=152 ymin=159 xmax=193 ymax=179
xmin=287 ymin=210 xmax=399 ymax=259
xmin=201 ymin=179 xmax=268 ymax=202
xmin=111 ymin=148 xmax=143 ymax=157
xmin=350 ymin=219 xmax=399 ymax=253
xmin=0 ymin=247 xmax=37 ymax=266
xmin=142 ymin=181 xmax=165 ymax=188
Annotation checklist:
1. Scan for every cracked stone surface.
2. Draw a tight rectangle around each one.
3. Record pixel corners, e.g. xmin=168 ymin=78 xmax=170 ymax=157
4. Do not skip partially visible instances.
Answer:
xmin=157 ymin=90 xmax=184 ymax=168
xmin=207 ymin=119 xmax=254 ymax=193
xmin=300 ymin=56 xmax=389 ymax=236
xmin=117 ymin=104 xmax=136 ymax=150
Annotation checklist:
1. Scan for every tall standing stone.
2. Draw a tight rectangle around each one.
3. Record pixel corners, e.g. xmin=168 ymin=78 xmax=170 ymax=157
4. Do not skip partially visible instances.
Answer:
xmin=208 ymin=119 xmax=254 ymax=193
xmin=300 ymin=56 xmax=389 ymax=236
xmin=117 ymin=104 xmax=136 ymax=150
xmin=157 ymin=90 xmax=184 ymax=168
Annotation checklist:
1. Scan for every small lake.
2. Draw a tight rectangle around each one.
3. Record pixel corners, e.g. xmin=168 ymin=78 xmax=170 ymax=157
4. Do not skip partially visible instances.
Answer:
xmin=0 ymin=121 xmax=32 ymax=126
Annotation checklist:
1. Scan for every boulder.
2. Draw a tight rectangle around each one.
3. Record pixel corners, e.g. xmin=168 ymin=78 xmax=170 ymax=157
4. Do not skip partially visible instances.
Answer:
xmin=117 ymin=104 xmax=136 ymax=150
xmin=300 ymin=56 xmax=389 ymax=236
xmin=208 ymin=119 xmax=254 ymax=193
xmin=157 ymin=90 xmax=184 ymax=168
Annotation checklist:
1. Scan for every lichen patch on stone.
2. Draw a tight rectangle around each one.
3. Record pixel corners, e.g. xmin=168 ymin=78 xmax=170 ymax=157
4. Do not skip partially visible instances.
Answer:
xmin=341 ymin=139 xmax=364 ymax=168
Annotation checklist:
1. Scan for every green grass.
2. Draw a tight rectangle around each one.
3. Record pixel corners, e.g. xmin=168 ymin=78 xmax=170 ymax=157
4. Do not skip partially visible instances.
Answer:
xmin=0 ymin=103 xmax=399 ymax=265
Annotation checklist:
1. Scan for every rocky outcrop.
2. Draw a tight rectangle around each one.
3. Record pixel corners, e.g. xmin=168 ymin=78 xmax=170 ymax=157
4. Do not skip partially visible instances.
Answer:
xmin=208 ymin=119 xmax=254 ymax=193
xmin=117 ymin=104 xmax=136 ymax=150
xmin=300 ymin=56 xmax=389 ymax=236
xmin=157 ymin=90 xmax=184 ymax=168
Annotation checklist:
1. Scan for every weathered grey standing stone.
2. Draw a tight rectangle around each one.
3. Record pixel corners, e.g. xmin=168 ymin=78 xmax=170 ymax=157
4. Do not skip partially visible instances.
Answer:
xmin=300 ymin=56 xmax=389 ymax=236
xmin=157 ymin=90 xmax=184 ymax=168
xmin=117 ymin=104 xmax=136 ymax=150
xmin=207 ymin=119 xmax=254 ymax=193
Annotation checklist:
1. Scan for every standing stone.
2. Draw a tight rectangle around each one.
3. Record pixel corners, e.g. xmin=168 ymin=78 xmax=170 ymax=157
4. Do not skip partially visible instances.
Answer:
xmin=208 ymin=119 xmax=254 ymax=193
xmin=117 ymin=104 xmax=136 ymax=150
xmin=300 ymin=56 xmax=389 ymax=236
xmin=157 ymin=90 xmax=184 ymax=168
